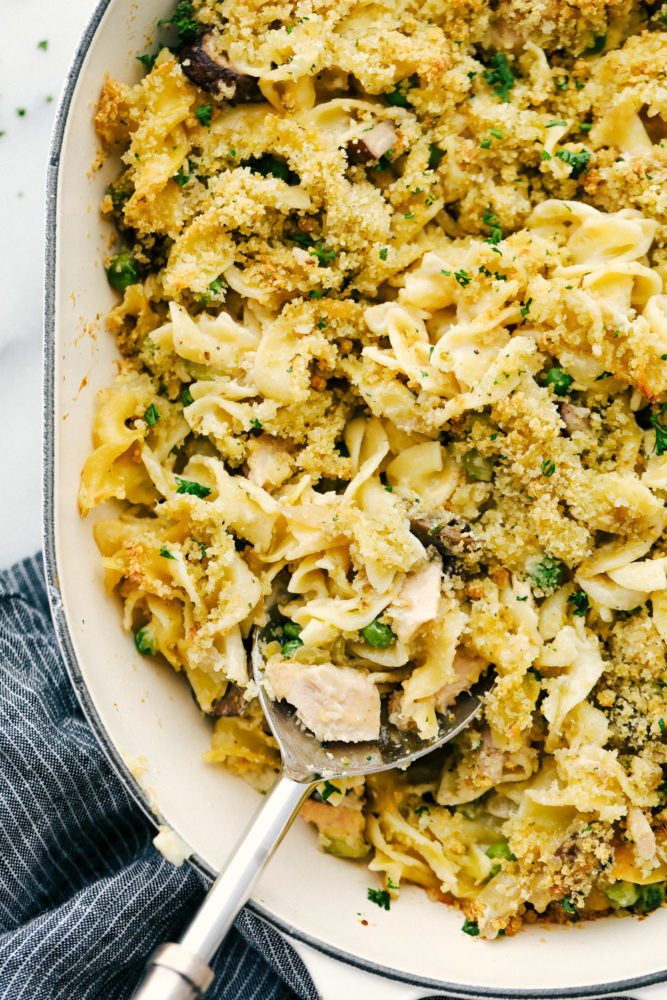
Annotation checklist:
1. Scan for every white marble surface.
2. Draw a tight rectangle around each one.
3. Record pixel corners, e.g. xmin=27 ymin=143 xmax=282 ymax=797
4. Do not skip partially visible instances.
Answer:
xmin=1 ymin=0 xmax=99 ymax=569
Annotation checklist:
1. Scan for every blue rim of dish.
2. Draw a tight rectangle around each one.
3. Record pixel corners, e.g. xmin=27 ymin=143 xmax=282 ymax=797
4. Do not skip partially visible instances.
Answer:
xmin=42 ymin=3 xmax=667 ymax=996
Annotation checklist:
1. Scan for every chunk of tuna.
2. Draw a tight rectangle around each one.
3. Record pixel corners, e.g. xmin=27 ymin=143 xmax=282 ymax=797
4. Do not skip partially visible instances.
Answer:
xmin=265 ymin=660 xmax=381 ymax=742
xmin=433 ymin=646 xmax=487 ymax=712
xmin=388 ymin=559 xmax=442 ymax=643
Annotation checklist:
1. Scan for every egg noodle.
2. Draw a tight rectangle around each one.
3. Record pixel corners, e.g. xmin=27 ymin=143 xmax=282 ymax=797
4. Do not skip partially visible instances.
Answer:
xmin=80 ymin=0 xmax=667 ymax=937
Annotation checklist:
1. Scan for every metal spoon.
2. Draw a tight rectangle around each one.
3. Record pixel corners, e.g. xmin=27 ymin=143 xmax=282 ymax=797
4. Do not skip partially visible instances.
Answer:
xmin=132 ymin=634 xmax=493 ymax=999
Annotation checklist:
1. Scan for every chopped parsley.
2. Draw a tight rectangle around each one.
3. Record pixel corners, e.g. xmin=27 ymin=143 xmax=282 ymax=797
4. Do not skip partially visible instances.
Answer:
xmin=561 ymin=896 xmax=577 ymax=915
xmin=555 ymin=76 xmax=569 ymax=90
xmin=173 ymin=164 xmax=191 ymax=186
xmin=157 ymin=1 xmax=199 ymax=49
xmin=454 ymin=268 xmax=471 ymax=287
xmin=159 ymin=545 xmax=175 ymax=560
xmin=660 ymin=718 xmax=666 ymax=734
xmin=384 ymin=75 xmax=418 ymax=109
xmin=461 ymin=918 xmax=479 ymax=936
xmin=545 ymin=367 xmax=573 ymax=394
xmin=541 ymin=458 xmax=556 ymax=477
xmin=367 ymin=888 xmax=391 ymax=910
xmin=181 ymin=387 xmax=194 ymax=407
xmin=249 ymin=417 xmax=263 ymax=431
xmin=541 ymin=150 xmax=552 ymax=161
xmin=531 ymin=557 xmax=565 ymax=594
xmin=310 ymin=242 xmax=336 ymax=267
xmin=555 ymin=148 xmax=591 ymax=179
xmin=246 ymin=153 xmax=299 ymax=184
xmin=489 ymin=127 xmax=503 ymax=139
xmin=546 ymin=120 xmax=568 ymax=128
xmin=317 ymin=316 xmax=327 ymax=330
xmin=379 ymin=247 xmax=388 ymax=261
xmin=191 ymin=538 xmax=207 ymax=559
xmin=195 ymin=104 xmax=212 ymax=129
xmin=208 ymin=276 xmax=225 ymax=296
xmin=520 ymin=298 xmax=533 ymax=318
xmin=143 ymin=403 xmax=160 ymax=427
xmin=594 ymin=370 xmax=613 ymax=381
xmin=567 ymin=591 xmax=589 ymax=616
xmin=483 ymin=52 xmax=515 ymax=103
xmin=428 ymin=143 xmax=445 ymax=169
xmin=308 ymin=290 xmax=324 ymax=299
xmin=175 ymin=477 xmax=211 ymax=498
xmin=37 ymin=40 xmax=49 ymax=51
xmin=137 ymin=51 xmax=158 ymax=70
xmin=482 ymin=207 xmax=503 ymax=245
xmin=651 ymin=412 xmax=667 ymax=456
xmin=320 ymin=780 xmax=338 ymax=802
xmin=415 ymin=805 xmax=431 ymax=817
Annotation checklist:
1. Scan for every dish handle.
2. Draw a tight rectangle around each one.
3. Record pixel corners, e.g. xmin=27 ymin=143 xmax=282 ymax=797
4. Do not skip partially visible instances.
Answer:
xmin=286 ymin=936 xmax=429 ymax=1000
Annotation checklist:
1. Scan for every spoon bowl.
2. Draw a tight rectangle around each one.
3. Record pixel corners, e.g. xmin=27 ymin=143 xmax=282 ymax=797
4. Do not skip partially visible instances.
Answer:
xmin=133 ymin=629 xmax=494 ymax=999
xmin=252 ymin=635 xmax=494 ymax=782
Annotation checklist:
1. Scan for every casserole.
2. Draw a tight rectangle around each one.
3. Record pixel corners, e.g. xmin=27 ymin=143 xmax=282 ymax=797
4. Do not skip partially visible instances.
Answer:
xmin=44 ymin=0 xmax=667 ymax=995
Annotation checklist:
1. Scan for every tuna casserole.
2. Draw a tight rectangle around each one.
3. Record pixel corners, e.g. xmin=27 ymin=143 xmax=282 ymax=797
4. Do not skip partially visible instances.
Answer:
xmin=81 ymin=0 xmax=667 ymax=939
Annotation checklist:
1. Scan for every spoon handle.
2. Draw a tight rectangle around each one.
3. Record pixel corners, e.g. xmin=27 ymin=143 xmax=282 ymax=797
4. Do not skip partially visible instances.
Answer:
xmin=133 ymin=772 xmax=312 ymax=1000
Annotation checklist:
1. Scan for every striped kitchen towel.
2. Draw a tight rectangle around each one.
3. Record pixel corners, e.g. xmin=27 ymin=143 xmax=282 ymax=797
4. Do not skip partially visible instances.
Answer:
xmin=0 ymin=555 xmax=316 ymax=1000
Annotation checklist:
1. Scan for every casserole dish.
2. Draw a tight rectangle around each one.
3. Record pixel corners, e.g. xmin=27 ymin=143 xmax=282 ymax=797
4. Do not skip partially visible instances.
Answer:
xmin=43 ymin=1 xmax=667 ymax=996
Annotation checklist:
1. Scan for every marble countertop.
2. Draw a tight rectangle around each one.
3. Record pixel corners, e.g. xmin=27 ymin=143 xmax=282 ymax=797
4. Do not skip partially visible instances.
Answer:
xmin=1 ymin=0 xmax=97 ymax=569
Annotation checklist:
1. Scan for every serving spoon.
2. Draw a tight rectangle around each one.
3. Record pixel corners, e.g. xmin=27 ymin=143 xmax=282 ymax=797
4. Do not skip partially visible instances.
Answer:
xmin=132 ymin=634 xmax=493 ymax=999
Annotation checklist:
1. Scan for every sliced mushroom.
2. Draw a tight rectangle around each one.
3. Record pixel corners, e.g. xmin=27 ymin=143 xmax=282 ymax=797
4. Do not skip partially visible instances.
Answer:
xmin=557 ymin=402 xmax=591 ymax=437
xmin=346 ymin=120 xmax=397 ymax=165
xmin=209 ymin=682 xmax=250 ymax=717
xmin=180 ymin=33 xmax=261 ymax=103
xmin=409 ymin=513 xmax=481 ymax=575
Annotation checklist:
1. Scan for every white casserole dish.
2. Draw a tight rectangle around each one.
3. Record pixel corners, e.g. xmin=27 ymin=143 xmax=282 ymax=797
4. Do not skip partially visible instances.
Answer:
xmin=43 ymin=1 xmax=667 ymax=997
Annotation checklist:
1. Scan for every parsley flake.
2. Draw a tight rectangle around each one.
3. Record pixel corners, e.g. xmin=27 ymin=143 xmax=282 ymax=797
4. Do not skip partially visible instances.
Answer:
xmin=321 ymin=780 xmax=338 ymax=802
xmin=555 ymin=148 xmax=591 ymax=179
xmin=567 ymin=591 xmax=589 ymax=616
xmin=379 ymin=247 xmax=388 ymax=261
xmin=157 ymin=1 xmax=199 ymax=48
xmin=367 ymin=888 xmax=391 ymax=910
xmin=175 ymin=477 xmax=211 ymax=498
xmin=159 ymin=545 xmax=175 ymax=560
xmin=455 ymin=268 xmax=471 ymax=287
xmin=143 ymin=403 xmax=159 ymax=427
xmin=651 ymin=412 xmax=667 ymax=456
xmin=541 ymin=458 xmax=556 ymax=477
xmin=195 ymin=104 xmax=212 ymax=129
xmin=483 ymin=52 xmax=515 ymax=103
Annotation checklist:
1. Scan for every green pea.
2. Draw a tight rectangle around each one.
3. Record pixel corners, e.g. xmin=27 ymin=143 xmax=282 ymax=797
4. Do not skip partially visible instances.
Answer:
xmin=360 ymin=619 xmax=396 ymax=648
xmin=485 ymin=841 xmax=516 ymax=861
xmin=545 ymin=367 xmax=573 ymax=395
xmin=283 ymin=622 xmax=302 ymax=640
xmin=461 ymin=448 xmax=494 ymax=482
xmin=636 ymin=883 xmax=665 ymax=913
xmin=604 ymin=881 xmax=640 ymax=908
xmin=134 ymin=625 xmax=156 ymax=656
xmin=106 ymin=251 xmax=141 ymax=291
xmin=282 ymin=639 xmax=304 ymax=658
